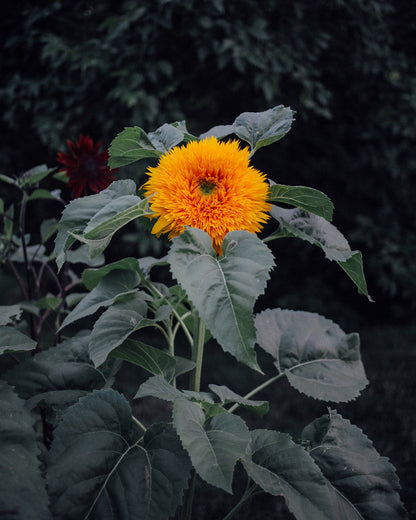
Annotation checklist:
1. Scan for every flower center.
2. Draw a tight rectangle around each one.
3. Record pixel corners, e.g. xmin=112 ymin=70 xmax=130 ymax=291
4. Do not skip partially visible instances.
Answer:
xmin=198 ymin=179 xmax=217 ymax=196
xmin=81 ymin=156 xmax=99 ymax=177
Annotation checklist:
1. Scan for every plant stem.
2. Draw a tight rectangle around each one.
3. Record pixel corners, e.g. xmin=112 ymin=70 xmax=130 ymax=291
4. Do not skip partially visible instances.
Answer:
xmin=131 ymin=415 xmax=147 ymax=433
xmin=181 ymin=312 xmax=206 ymax=520
xmin=222 ymin=485 xmax=261 ymax=520
xmin=227 ymin=373 xmax=285 ymax=414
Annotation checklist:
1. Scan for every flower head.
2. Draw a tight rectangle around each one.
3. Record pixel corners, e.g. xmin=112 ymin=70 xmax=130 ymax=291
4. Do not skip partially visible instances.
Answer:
xmin=143 ymin=137 xmax=271 ymax=254
xmin=57 ymin=135 xmax=117 ymax=198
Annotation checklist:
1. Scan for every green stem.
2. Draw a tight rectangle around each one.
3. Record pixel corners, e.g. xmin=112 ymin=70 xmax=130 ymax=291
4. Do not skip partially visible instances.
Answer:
xmin=131 ymin=415 xmax=147 ymax=433
xmin=222 ymin=484 xmax=260 ymax=520
xmin=228 ymin=373 xmax=284 ymax=414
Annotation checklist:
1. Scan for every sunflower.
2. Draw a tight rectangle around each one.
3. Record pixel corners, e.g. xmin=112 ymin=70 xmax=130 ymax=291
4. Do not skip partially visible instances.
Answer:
xmin=143 ymin=137 xmax=271 ymax=254
xmin=57 ymin=135 xmax=118 ymax=198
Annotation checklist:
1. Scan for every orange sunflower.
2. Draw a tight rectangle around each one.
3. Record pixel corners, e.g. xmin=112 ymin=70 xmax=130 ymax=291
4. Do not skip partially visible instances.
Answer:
xmin=143 ymin=137 xmax=271 ymax=255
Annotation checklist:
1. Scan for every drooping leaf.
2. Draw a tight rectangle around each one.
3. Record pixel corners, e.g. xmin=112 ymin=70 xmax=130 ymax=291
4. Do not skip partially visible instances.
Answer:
xmin=302 ymin=410 xmax=408 ymax=520
xmin=0 ymin=304 xmax=22 ymax=325
xmin=241 ymin=429 xmax=334 ymax=520
xmin=60 ymin=269 xmax=140 ymax=329
xmin=200 ymin=105 xmax=293 ymax=155
xmin=0 ymin=326 xmax=36 ymax=354
xmin=54 ymin=180 xmax=138 ymax=270
xmin=208 ymin=384 xmax=269 ymax=416
xmin=0 ymin=381 xmax=51 ymax=520
xmin=255 ymin=308 xmax=368 ymax=402
xmin=269 ymin=205 xmax=372 ymax=299
xmin=82 ymin=257 xmax=142 ymax=290
xmin=47 ymin=389 xmax=191 ymax=520
xmin=268 ymin=182 xmax=333 ymax=221
xmin=108 ymin=126 xmax=163 ymax=168
xmin=3 ymin=332 xmax=106 ymax=415
xmin=168 ymin=228 xmax=275 ymax=372
xmin=89 ymin=292 xmax=153 ymax=367
xmin=173 ymin=399 xmax=250 ymax=493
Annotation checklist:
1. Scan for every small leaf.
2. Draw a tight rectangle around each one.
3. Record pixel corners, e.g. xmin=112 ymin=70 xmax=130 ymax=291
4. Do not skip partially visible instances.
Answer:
xmin=0 ymin=326 xmax=36 ymax=354
xmin=65 ymin=244 xmax=105 ymax=267
xmin=48 ymin=389 xmax=191 ymax=520
xmin=242 ymin=429 xmax=334 ymax=520
xmin=60 ymin=269 xmax=140 ymax=329
xmin=27 ymin=188 xmax=62 ymax=201
xmin=255 ymin=308 xmax=368 ymax=402
xmin=109 ymin=338 xmax=177 ymax=378
xmin=302 ymin=411 xmax=408 ymax=520
xmin=89 ymin=292 xmax=152 ymax=367
xmin=269 ymin=205 xmax=372 ymax=299
xmin=40 ymin=218 xmax=59 ymax=243
xmin=208 ymin=384 xmax=269 ymax=416
xmin=35 ymin=295 xmax=62 ymax=310
xmin=0 ymin=304 xmax=22 ymax=325
xmin=148 ymin=123 xmax=186 ymax=152
xmin=0 ymin=381 xmax=51 ymax=519
xmin=168 ymin=228 xmax=274 ymax=372
xmin=173 ymin=399 xmax=250 ymax=493
xmin=18 ymin=165 xmax=54 ymax=188
xmin=268 ymin=183 xmax=333 ymax=221
xmin=135 ymin=374 xmax=185 ymax=402
xmin=108 ymin=126 xmax=162 ymax=168
xmin=83 ymin=257 xmax=141 ymax=290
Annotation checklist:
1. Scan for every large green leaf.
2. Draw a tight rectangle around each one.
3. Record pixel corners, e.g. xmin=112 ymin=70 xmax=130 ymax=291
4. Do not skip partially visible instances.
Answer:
xmin=54 ymin=180 xmax=141 ymax=270
xmin=108 ymin=126 xmax=162 ymax=168
xmin=3 ymin=332 xmax=106 ymax=416
xmin=0 ymin=326 xmax=36 ymax=354
xmin=168 ymin=228 xmax=275 ymax=371
xmin=255 ymin=308 xmax=368 ymax=402
xmin=60 ymin=269 xmax=140 ymax=329
xmin=47 ymin=389 xmax=191 ymax=520
xmin=268 ymin=183 xmax=333 ymax=221
xmin=173 ymin=399 xmax=250 ymax=493
xmin=0 ymin=381 xmax=51 ymax=520
xmin=200 ymin=105 xmax=293 ymax=156
xmin=302 ymin=410 xmax=407 ymax=520
xmin=89 ymin=292 xmax=153 ymax=367
xmin=269 ymin=205 xmax=372 ymax=299
xmin=241 ymin=429 xmax=334 ymax=520
xmin=82 ymin=257 xmax=142 ymax=290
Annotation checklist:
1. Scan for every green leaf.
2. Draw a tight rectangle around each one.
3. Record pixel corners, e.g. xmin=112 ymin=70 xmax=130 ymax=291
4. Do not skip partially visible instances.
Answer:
xmin=168 ymin=228 xmax=275 ymax=372
xmin=200 ymin=105 xmax=293 ymax=155
xmin=54 ymin=179 xmax=138 ymax=270
xmin=89 ymin=292 xmax=152 ymax=367
xmin=135 ymin=374 xmax=186 ymax=402
xmin=269 ymin=205 xmax=372 ymax=299
xmin=10 ymin=244 xmax=48 ymax=263
xmin=108 ymin=126 xmax=163 ymax=168
xmin=302 ymin=410 xmax=407 ymax=520
xmin=0 ymin=326 xmax=36 ymax=354
xmin=0 ymin=173 xmax=17 ymax=186
xmin=82 ymin=257 xmax=141 ymax=290
xmin=255 ymin=308 xmax=368 ymax=402
xmin=65 ymin=244 xmax=105 ymax=267
xmin=3 ymin=332 xmax=106 ymax=414
xmin=35 ymin=295 xmax=62 ymax=310
xmin=241 ymin=429 xmax=334 ymax=520
xmin=48 ymin=389 xmax=191 ymax=520
xmin=27 ymin=188 xmax=62 ymax=201
xmin=69 ymin=194 xmax=153 ymax=258
xmin=40 ymin=218 xmax=59 ymax=243
xmin=0 ymin=381 xmax=51 ymax=520
xmin=208 ymin=384 xmax=269 ymax=416
xmin=109 ymin=338 xmax=177 ymax=377
xmin=60 ymin=269 xmax=140 ymax=329
xmin=18 ymin=164 xmax=54 ymax=187
xmin=173 ymin=399 xmax=250 ymax=493
xmin=0 ymin=304 xmax=22 ymax=325
xmin=268 ymin=183 xmax=333 ymax=221
xmin=148 ymin=122 xmax=187 ymax=152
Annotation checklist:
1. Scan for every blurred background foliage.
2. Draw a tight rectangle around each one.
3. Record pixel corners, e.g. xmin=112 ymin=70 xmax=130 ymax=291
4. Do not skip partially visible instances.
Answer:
xmin=2 ymin=0 xmax=415 ymax=326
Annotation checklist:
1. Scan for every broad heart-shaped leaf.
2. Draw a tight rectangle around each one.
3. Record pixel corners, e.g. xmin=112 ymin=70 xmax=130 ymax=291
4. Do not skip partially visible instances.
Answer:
xmin=60 ymin=269 xmax=140 ymax=329
xmin=173 ymin=399 xmax=250 ymax=493
xmin=255 ymin=308 xmax=368 ymax=402
xmin=3 ymin=332 xmax=106 ymax=417
xmin=0 ymin=381 xmax=51 ymax=520
xmin=89 ymin=292 xmax=153 ymax=367
xmin=0 ymin=325 xmax=36 ymax=354
xmin=69 ymin=194 xmax=153 ymax=259
xmin=108 ymin=126 xmax=163 ymax=168
xmin=241 ymin=429 xmax=334 ymax=520
xmin=200 ymin=105 xmax=293 ymax=156
xmin=54 ymin=180 xmax=142 ymax=270
xmin=208 ymin=384 xmax=269 ymax=416
xmin=47 ymin=389 xmax=191 ymax=520
xmin=269 ymin=205 xmax=372 ymax=300
xmin=302 ymin=410 xmax=408 ymax=520
xmin=168 ymin=228 xmax=275 ymax=372
xmin=268 ymin=182 xmax=333 ymax=221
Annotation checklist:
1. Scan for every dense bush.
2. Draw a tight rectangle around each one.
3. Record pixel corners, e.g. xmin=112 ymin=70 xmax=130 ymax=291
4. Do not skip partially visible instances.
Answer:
xmin=2 ymin=0 xmax=415 ymax=321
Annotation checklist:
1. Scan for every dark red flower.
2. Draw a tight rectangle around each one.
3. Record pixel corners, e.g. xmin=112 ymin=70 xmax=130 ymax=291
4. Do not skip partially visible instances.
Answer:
xmin=57 ymin=135 xmax=118 ymax=198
